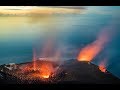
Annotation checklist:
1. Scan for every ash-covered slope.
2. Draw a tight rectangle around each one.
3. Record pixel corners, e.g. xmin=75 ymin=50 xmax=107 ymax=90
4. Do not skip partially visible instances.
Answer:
xmin=58 ymin=59 xmax=120 ymax=84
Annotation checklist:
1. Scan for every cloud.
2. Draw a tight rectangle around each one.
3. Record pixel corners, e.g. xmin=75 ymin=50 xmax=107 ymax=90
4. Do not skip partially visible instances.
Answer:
xmin=0 ymin=6 xmax=37 ymax=10
xmin=83 ymin=6 xmax=120 ymax=15
xmin=0 ymin=6 xmax=86 ymax=15
xmin=49 ymin=6 xmax=86 ymax=10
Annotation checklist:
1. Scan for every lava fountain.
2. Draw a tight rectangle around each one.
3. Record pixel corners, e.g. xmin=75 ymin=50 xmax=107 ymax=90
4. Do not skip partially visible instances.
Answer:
xmin=99 ymin=64 xmax=106 ymax=73
xmin=77 ymin=23 xmax=115 ymax=62
xmin=98 ymin=58 xmax=107 ymax=73
xmin=19 ymin=46 xmax=61 ymax=80
xmin=39 ymin=62 xmax=54 ymax=79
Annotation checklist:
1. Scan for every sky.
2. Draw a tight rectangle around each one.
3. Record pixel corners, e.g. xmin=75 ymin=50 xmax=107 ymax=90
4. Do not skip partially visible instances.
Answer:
xmin=0 ymin=6 xmax=119 ymax=17
xmin=0 ymin=6 xmax=86 ymax=15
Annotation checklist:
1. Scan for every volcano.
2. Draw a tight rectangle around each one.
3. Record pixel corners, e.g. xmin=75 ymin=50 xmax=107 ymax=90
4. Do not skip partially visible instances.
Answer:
xmin=0 ymin=59 xmax=120 ymax=84
xmin=58 ymin=59 xmax=120 ymax=84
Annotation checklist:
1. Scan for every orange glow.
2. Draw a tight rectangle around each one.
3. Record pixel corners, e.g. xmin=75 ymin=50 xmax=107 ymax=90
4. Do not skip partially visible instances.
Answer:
xmin=19 ymin=60 xmax=56 ymax=80
xmin=77 ymin=41 xmax=104 ymax=62
xmin=98 ymin=58 xmax=107 ymax=73
xmin=39 ymin=62 xmax=54 ymax=79
xmin=42 ymin=75 xmax=49 ymax=79
xmin=77 ymin=26 xmax=110 ymax=62
xmin=98 ymin=62 xmax=106 ymax=73
xmin=99 ymin=65 xmax=106 ymax=73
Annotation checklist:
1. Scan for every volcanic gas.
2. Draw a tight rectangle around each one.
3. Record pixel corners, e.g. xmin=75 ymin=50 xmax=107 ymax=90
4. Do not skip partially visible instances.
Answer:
xmin=30 ymin=48 xmax=61 ymax=80
xmin=77 ymin=23 xmax=114 ymax=62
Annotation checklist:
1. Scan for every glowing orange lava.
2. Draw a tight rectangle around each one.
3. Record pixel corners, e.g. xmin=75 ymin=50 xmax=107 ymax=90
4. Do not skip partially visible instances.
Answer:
xmin=19 ymin=60 xmax=56 ymax=80
xmin=39 ymin=62 xmax=54 ymax=79
xmin=99 ymin=65 xmax=106 ymax=73
xmin=77 ymin=41 xmax=104 ymax=62
xmin=98 ymin=58 xmax=107 ymax=73
xmin=77 ymin=26 xmax=110 ymax=62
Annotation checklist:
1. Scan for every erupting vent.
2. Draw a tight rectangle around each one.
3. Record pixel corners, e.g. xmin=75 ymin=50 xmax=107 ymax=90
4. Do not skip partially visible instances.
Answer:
xmin=0 ymin=60 xmax=66 ymax=84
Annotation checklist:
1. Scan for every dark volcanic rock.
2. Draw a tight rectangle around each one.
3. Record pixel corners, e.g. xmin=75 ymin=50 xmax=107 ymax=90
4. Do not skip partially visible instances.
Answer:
xmin=0 ymin=59 xmax=120 ymax=84
xmin=58 ymin=59 xmax=120 ymax=84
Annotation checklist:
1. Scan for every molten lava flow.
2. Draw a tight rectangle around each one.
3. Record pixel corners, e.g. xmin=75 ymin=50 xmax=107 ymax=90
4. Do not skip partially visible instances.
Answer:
xmin=77 ymin=25 xmax=112 ymax=62
xmin=39 ymin=62 xmax=54 ymax=79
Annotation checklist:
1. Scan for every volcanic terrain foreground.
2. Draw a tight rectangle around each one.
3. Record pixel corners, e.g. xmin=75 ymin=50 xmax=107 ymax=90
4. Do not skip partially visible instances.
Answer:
xmin=0 ymin=59 xmax=120 ymax=84
xmin=59 ymin=59 xmax=120 ymax=84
